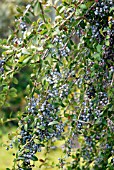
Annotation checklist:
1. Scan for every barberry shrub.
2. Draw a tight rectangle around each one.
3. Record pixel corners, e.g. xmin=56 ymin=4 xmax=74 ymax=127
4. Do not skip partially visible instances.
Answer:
xmin=0 ymin=0 xmax=114 ymax=169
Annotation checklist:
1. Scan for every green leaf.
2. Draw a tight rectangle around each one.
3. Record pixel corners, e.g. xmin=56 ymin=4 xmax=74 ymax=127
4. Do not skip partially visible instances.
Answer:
xmin=9 ymin=92 xmax=17 ymax=98
xmin=110 ymin=7 xmax=114 ymax=13
xmin=17 ymin=157 xmax=25 ymax=160
xmin=3 ymin=50 xmax=14 ymax=55
xmin=59 ymin=6 xmax=66 ymax=13
xmin=96 ymin=44 xmax=102 ymax=53
xmin=67 ymin=42 xmax=72 ymax=50
xmin=21 ymin=48 xmax=30 ymax=55
xmin=93 ymin=53 xmax=101 ymax=61
xmin=54 ymin=0 xmax=60 ymax=6
xmin=24 ymin=16 xmax=31 ymax=24
xmin=9 ymin=87 xmax=17 ymax=98
xmin=79 ymin=4 xmax=87 ymax=9
xmin=48 ymin=121 xmax=59 ymax=126
xmin=16 ymin=7 xmax=23 ymax=14
xmin=55 ymin=15 xmax=62 ymax=21
xmin=48 ymin=128 xmax=54 ymax=133
xmin=23 ymin=56 xmax=31 ymax=64
xmin=108 ymin=156 xmax=113 ymax=164
xmin=0 ymin=118 xmax=4 ymax=125
xmin=12 ymin=77 xmax=18 ymax=84
xmin=60 ymin=101 xmax=66 ymax=107
xmin=68 ymin=167 xmax=72 ymax=170
xmin=9 ymin=87 xmax=17 ymax=93
xmin=31 ymin=155 xmax=38 ymax=161
xmin=18 ymin=55 xmax=31 ymax=64
xmin=3 ymin=85 xmax=9 ymax=93
xmin=34 ymin=1 xmax=40 ymax=16
xmin=38 ymin=125 xmax=45 ymax=130
xmin=24 ymin=124 xmax=28 ymax=131
xmin=105 ymin=40 xmax=110 ymax=46
xmin=56 ymin=63 xmax=60 ymax=72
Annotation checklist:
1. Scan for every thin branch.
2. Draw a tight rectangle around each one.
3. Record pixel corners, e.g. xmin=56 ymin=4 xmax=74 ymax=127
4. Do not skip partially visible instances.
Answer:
xmin=39 ymin=2 xmax=46 ymax=23
xmin=1 ymin=118 xmax=18 ymax=125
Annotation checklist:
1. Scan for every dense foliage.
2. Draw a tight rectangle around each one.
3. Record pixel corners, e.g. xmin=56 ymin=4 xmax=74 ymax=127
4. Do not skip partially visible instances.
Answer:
xmin=0 ymin=0 xmax=32 ymax=123
xmin=0 ymin=0 xmax=114 ymax=169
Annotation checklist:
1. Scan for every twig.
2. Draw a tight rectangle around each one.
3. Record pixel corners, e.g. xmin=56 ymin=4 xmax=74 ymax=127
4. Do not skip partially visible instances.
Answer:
xmin=1 ymin=118 xmax=18 ymax=125
xmin=39 ymin=2 xmax=46 ymax=23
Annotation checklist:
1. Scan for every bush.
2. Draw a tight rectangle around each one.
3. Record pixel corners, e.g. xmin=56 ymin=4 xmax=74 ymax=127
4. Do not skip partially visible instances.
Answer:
xmin=0 ymin=0 xmax=114 ymax=169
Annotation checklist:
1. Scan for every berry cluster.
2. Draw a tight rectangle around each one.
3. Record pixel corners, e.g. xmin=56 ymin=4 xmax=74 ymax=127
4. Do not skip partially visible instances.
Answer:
xmin=57 ymin=157 xmax=65 ymax=169
xmin=86 ymin=0 xmax=113 ymax=43
xmin=0 ymin=59 xmax=5 ymax=74
xmin=13 ymin=68 xmax=72 ymax=169
xmin=15 ymin=99 xmax=64 ymax=169
xmin=52 ymin=34 xmax=71 ymax=58
xmin=20 ymin=22 xmax=27 ymax=32
xmin=46 ymin=69 xmax=69 ymax=99
xmin=67 ymin=1 xmax=114 ymax=169
xmin=13 ymin=37 xmax=23 ymax=47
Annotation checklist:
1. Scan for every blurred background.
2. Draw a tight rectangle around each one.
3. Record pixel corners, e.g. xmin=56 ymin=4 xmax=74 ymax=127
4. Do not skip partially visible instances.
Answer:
xmin=0 ymin=0 xmax=29 ymax=38
xmin=0 ymin=1 xmax=31 ymax=169
xmin=0 ymin=0 xmax=30 ymax=125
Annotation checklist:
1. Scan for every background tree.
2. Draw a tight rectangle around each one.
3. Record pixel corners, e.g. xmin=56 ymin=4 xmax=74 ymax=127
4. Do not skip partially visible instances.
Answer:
xmin=0 ymin=0 xmax=33 ymax=125
xmin=0 ymin=0 xmax=29 ymax=39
